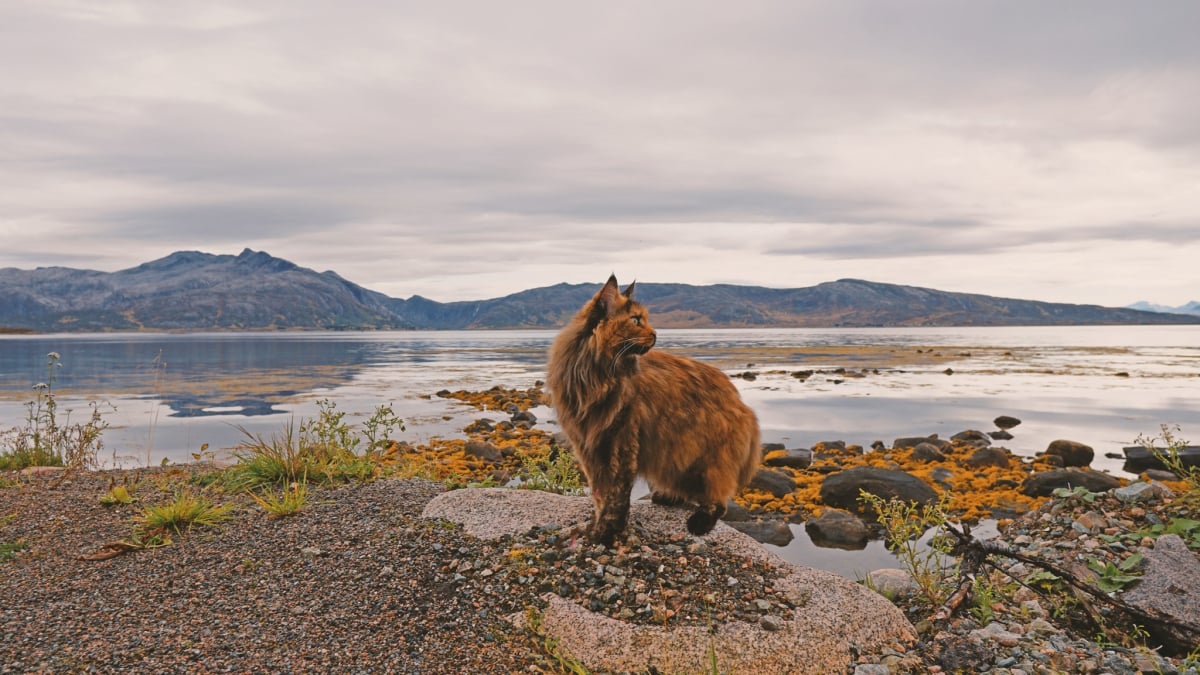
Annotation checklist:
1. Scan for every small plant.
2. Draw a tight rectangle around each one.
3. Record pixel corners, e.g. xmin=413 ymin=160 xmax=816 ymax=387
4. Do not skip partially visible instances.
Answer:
xmin=1087 ymin=553 xmax=1143 ymax=593
xmin=361 ymin=403 xmax=405 ymax=456
xmin=524 ymin=606 xmax=591 ymax=674
xmin=968 ymin=574 xmax=1001 ymax=625
xmin=860 ymin=490 xmax=959 ymax=606
xmin=1 ymin=539 xmax=28 ymax=562
xmin=0 ymin=352 xmax=112 ymax=470
xmin=1052 ymin=485 xmax=1100 ymax=504
xmin=249 ymin=480 xmax=309 ymax=517
xmin=138 ymin=490 xmax=235 ymax=537
xmin=519 ymin=446 xmax=584 ymax=496
xmin=1137 ymin=424 xmax=1198 ymax=490
xmin=100 ymin=484 xmax=135 ymax=506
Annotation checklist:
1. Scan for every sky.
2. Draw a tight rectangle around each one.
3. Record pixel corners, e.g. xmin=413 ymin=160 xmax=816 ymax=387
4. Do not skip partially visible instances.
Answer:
xmin=2 ymin=2 xmax=1198 ymax=307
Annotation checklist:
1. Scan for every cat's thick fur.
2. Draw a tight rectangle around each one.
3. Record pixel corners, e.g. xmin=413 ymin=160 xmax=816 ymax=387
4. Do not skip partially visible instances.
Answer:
xmin=547 ymin=275 xmax=761 ymax=546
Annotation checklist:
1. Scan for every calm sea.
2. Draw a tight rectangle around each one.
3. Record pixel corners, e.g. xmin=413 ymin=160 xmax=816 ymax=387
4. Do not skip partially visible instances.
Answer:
xmin=3 ymin=326 xmax=1197 ymax=575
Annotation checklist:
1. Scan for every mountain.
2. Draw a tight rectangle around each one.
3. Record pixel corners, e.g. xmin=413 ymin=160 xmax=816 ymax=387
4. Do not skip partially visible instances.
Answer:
xmin=1127 ymin=300 xmax=1200 ymax=317
xmin=2 ymin=250 xmax=1197 ymax=332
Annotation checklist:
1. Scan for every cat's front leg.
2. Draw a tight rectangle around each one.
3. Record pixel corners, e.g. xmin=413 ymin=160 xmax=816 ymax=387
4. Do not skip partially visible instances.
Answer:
xmin=588 ymin=440 xmax=638 ymax=547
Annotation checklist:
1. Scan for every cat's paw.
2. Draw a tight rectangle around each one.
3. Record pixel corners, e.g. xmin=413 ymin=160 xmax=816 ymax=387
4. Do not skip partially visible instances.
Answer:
xmin=650 ymin=491 xmax=685 ymax=507
xmin=686 ymin=503 xmax=726 ymax=536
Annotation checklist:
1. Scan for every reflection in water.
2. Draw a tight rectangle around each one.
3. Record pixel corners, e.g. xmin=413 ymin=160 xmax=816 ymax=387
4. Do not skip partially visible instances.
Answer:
xmin=2 ymin=327 xmax=1198 ymax=578
xmin=2 ymin=327 xmax=1198 ymax=471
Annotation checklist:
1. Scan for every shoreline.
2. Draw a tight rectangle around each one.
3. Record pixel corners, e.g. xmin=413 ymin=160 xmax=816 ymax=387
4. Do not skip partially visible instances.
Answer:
xmin=2 ymin=464 xmax=1197 ymax=673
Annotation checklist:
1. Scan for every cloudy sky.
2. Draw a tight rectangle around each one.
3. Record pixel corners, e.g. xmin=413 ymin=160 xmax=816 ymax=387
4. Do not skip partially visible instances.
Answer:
xmin=2 ymin=2 xmax=1198 ymax=306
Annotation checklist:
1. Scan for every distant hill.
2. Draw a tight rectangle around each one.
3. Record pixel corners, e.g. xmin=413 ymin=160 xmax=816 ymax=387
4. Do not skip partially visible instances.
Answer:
xmin=1 ymin=249 xmax=1196 ymax=332
xmin=1127 ymin=300 xmax=1200 ymax=317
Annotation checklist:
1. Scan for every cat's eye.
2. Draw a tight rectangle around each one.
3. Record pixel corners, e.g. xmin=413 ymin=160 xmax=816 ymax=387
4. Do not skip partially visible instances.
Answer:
xmin=630 ymin=316 xmax=642 ymax=326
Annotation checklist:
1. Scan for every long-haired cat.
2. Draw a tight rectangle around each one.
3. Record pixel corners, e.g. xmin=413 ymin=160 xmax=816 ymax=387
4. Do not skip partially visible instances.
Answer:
xmin=547 ymin=275 xmax=761 ymax=546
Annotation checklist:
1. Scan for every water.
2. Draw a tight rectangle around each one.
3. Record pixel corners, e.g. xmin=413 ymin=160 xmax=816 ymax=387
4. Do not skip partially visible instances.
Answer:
xmin=3 ymin=326 xmax=1198 ymax=578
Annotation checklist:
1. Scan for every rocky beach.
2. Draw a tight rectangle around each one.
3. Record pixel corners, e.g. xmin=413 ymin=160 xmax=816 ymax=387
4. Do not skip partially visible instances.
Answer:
xmin=1 ymin=380 xmax=1197 ymax=672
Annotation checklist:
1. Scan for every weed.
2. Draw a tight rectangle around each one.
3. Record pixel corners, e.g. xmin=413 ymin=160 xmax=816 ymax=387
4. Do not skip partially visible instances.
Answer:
xmin=1087 ymin=553 xmax=1143 ymax=593
xmin=968 ymin=574 xmax=1002 ymax=625
xmin=224 ymin=401 xmax=402 ymax=490
xmin=524 ymin=606 xmax=591 ymax=674
xmin=1137 ymin=424 xmax=1198 ymax=491
xmin=859 ymin=490 xmax=959 ymax=606
xmin=100 ymin=484 xmax=135 ymax=506
xmin=249 ymin=481 xmax=309 ymax=517
xmin=138 ymin=490 xmax=235 ymax=537
xmin=519 ymin=446 xmax=584 ymax=496
xmin=1052 ymin=485 xmax=1101 ymax=504
xmin=0 ymin=352 xmax=112 ymax=470
xmin=1 ymin=539 xmax=28 ymax=562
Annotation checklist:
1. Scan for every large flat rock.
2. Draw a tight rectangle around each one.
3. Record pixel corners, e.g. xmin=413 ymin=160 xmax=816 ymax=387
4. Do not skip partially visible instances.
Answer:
xmin=422 ymin=488 xmax=915 ymax=674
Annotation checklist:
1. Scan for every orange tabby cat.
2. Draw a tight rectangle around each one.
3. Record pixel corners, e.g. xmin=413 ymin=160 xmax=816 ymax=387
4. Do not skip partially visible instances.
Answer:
xmin=547 ymin=275 xmax=761 ymax=546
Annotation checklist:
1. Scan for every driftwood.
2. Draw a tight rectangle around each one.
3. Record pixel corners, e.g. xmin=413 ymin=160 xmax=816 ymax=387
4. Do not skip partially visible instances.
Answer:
xmin=934 ymin=521 xmax=1200 ymax=655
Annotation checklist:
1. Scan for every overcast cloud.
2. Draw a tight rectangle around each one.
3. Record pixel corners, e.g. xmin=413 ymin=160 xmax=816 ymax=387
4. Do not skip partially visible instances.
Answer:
xmin=2 ymin=1 xmax=1198 ymax=305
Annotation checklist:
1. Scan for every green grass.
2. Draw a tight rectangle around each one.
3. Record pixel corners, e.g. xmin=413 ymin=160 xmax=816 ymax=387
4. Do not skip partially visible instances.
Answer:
xmin=138 ymin=491 xmax=235 ymax=537
xmin=248 ymin=481 xmax=310 ymax=517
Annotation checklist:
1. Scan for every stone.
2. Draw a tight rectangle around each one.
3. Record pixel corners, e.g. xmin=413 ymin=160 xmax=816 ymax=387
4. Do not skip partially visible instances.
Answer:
xmin=763 ymin=448 xmax=813 ymax=469
xmin=892 ymin=436 xmax=950 ymax=452
xmin=993 ymin=415 xmax=1022 ymax=430
xmin=910 ymin=442 xmax=946 ymax=463
xmin=423 ymin=488 xmax=915 ymax=674
xmin=1020 ymin=468 xmax=1122 ymax=497
xmin=721 ymin=500 xmax=752 ymax=522
xmin=1044 ymin=439 xmax=1094 ymax=468
xmin=1113 ymin=481 xmax=1175 ymax=504
xmin=819 ymin=467 xmax=938 ymax=513
xmin=864 ymin=568 xmax=919 ymax=599
xmin=988 ymin=430 xmax=1014 ymax=441
xmin=963 ymin=446 xmax=1011 ymax=469
xmin=1143 ymin=469 xmax=1181 ymax=482
xmin=951 ymin=429 xmax=992 ymax=449
xmin=726 ymin=519 xmax=794 ymax=547
xmin=463 ymin=440 xmax=503 ymax=464
xmin=748 ymin=468 xmax=797 ymax=498
xmin=805 ymin=509 xmax=868 ymax=549
xmin=1123 ymin=534 xmax=1200 ymax=654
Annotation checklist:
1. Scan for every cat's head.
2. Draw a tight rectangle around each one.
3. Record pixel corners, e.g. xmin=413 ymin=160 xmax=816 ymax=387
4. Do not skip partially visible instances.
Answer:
xmin=583 ymin=275 xmax=657 ymax=357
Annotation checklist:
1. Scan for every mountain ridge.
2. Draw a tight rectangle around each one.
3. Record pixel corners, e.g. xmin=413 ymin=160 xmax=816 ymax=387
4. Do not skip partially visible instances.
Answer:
xmin=1 ymin=249 xmax=1197 ymax=332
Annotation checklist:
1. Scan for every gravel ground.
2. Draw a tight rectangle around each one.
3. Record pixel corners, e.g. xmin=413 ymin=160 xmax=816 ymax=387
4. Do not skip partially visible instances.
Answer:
xmin=3 ymin=467 xmax=1199 ymax=674
xmin=1 ymin=468 xmax=546 ymax=673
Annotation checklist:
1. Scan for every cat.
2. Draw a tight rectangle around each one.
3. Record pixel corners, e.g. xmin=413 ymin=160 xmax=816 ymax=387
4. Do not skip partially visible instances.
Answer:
xmin=546 ymin=275 xmax=762 ymax=547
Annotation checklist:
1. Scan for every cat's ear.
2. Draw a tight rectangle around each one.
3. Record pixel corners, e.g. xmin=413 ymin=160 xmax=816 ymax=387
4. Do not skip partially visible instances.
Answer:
xmin=622 ymin=280 xmax=637 ymax=299
xmin=587 ymin=275 xmax=622 ymax=326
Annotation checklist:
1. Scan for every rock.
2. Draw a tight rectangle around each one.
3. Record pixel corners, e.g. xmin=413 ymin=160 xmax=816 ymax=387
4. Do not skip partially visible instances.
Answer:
xmin=1044 ymin=439 xmax=1094 ymax=467
xmin=763 ymin=448 xmax=813 ymax=469
xmin=749 ymin=469 xmax=797 ymax=498
xmin=963 ymin=446 xmax=1010 ymax=469
xmin=819 ymin=467 xmax=938 ymax=514
xmin=892 ymin=436 xmax=949 ymax=451
xmin=805 ymin=509 xmax=868 ymax=549
xmin=1113 ymin=481 xmax=1176 ymax=504
xmin=1124 ymin=534 xmax=1200 ymax=654
xmin=721 ymin=500 xmax=752 ymax=522
xmin=993 ymin=415 xmax=1022 ymax=430
xmin=988 ymin=430 xmax=1014 ymax=441
xmin=463 ymin=440 xmax=504 ymax=463
xmin=910 ymin=442 xmax=946 ymax=463
xmin=511 ymin=410 xmax=537 ymax=425
xmin=1121 ymin=444 xmax=1200 ymax=475
xmin=726 ymin=520 xmax=794 ymax=547
xmin=424 ymin=488 xmax=915 ymax=674
xmin=951 ymin=430 xmax=991 ymax=449
xmin=1020 ymin=468 xmax=1122 ymax=497
xmin=864 ymin=568 xmax=918 ymax=599
xmin=1144 ymin=469 xmax=1181 ymax=482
